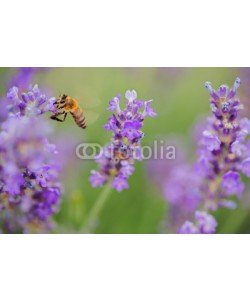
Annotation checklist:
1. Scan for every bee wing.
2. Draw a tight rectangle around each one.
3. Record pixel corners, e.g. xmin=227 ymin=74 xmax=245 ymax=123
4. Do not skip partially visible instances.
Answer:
xmin=83 ymin=110 xmax=100 ymax=126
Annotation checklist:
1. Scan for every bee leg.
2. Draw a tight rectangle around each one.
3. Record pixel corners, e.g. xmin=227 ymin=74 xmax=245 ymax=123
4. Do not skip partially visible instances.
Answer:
xmin=57 ymin=101 xmax=67 ymax=109
xmin=62 ymin=113 xmax=68 ymax=121
xmin=50 ymin=113 xmax=68 ymax=122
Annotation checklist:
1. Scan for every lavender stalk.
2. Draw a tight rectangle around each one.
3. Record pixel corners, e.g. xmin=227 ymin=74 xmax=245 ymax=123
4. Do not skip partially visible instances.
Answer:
xmin=179 ymin=77 xmax=250 ymax=233
xmin=87 ymin=90 xmax=156 ymax=230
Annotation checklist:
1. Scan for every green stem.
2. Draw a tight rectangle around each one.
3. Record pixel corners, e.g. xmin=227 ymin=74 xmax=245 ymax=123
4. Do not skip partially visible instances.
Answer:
xmin=85 ymin=183 xmax=112 ymax=232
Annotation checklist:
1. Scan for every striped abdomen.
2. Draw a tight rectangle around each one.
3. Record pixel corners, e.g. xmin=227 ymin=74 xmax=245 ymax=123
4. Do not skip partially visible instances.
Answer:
xmin=71 ymin=107 xmax=86 ymax=129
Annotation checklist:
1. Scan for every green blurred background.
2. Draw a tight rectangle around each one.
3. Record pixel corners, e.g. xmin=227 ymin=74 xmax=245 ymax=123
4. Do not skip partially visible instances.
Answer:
xmin=1 ymin=67 xmax=250 ymax=233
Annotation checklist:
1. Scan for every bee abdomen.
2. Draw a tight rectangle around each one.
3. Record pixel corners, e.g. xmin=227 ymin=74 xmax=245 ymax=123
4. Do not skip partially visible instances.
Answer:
xmin=71 ymin=107 xmax=86 ymax=129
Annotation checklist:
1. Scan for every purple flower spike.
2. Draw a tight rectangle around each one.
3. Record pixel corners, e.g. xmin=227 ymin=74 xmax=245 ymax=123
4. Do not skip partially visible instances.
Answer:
xmin=0 ymin=85 xmax=61 ymax=233
xmin=90 ymin=90 xmax=156 ymax=192
xmin=0 ymin=68 xmax=51 ymax=123
xmin=6 ymin=85 xmax=57 ymax=118
xmin=178 ymin=78 xmax=250 ymax=234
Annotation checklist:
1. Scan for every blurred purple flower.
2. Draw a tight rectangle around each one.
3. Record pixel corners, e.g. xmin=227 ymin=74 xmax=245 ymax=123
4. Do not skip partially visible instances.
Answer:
xmin=9 ymin=68 xmax=47 ymax=89
xmin=178 ymin=221 xmax=199 ymax=234
xmin=238 ymin=68 xmax=250 ymax=116
xmin=147 ymin=138 xmax=202 ymax=231
xmin=0 ymin=85 xmax=61 ymax=233
xmin=0 ymin=68 xmax=51 ymax=123
xmin=179 ymin=211 xmax=217 ymax=234
xmin=163 ymin=164 xmax=202 ymax=225
xmin=90 ymin=90 xmax=156 ymax=192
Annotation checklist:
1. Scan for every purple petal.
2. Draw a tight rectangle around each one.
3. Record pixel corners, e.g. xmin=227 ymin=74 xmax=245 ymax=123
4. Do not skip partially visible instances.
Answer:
xmin=202 ymin=131 xmax=221 ymax=151
xmin=195 ymin=211 xmax=217 ymax=234
xmin=179 ymin=221 xmax=198 ymax=234
xmin=221 ymin=171 xmax=244 ymax=197
xmin=142 ymin=100 xmax=157 ymax=118
xmin=107 ymin=94 xmax=121 ymax=113
xmin=112 ymin=176 xmax=129 ymax=192
xmin=89 ymin=171 xmax=107 ymax=187
xmin=241 ymin=158 xmax=250 ymax=177
xmin=218 ymin=85 xmax=228 ymax=97
xmin=125 ymin=90 xmax=137 ymax=102
xmin=204 ymin=81 xmax=220 ymax=100
xmin=231 ymin=140 xmax=247 ymax=156
xmin=227 ymin=77 xmax=241 ymax=100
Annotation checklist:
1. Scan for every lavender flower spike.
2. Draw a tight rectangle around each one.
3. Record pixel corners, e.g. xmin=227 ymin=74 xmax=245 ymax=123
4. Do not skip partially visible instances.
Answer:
xmin=0 ymin=85 xmax=61 ymax=233
xmin=7 ymin=84 xmax=57 ymax=118
xmin=90 ymin=90 xmax=156 ymax=192
xmin=179 ymin=77 xmax=250 ymax=233
xmin=0 ymin=68 xmax=51 ymax=123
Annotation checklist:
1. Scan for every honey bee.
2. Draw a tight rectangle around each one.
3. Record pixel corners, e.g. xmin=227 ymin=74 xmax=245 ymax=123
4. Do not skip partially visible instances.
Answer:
xmin=50 ymin=94 xmax=86 ymax=129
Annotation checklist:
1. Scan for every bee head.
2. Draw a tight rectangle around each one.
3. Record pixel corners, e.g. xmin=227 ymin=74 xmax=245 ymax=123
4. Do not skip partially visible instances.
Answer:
xmin=61 ymin=94 xmax=68 ymax=100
